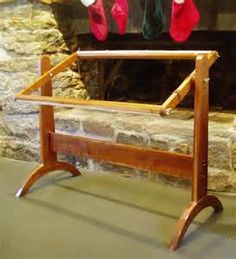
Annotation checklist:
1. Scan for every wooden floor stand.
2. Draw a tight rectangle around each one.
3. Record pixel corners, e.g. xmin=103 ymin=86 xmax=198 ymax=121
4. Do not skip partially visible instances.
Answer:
xmin=15 ymin=56 xmax=81 ymax=198
xmin=15 ymin=50 xmax=223 ymax=250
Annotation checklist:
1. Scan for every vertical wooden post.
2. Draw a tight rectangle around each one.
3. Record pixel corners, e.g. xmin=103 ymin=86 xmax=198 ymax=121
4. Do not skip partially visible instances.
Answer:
xmin=39 ymin=56 xmax=57 ymax=165
xmin=192 ymin=55 xmax=209 ymax=201
xmin=15 ymin=55 xmax=80 ymax=198
xmin=169 ymin=54 xmax=222 ymax=251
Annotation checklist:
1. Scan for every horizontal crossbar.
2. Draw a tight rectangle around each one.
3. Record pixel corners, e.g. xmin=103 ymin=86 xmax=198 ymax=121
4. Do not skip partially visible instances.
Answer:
xmin=17 ymin=95 xmax=163 ymax=114
xmin=50 ymin=132 xmax=193 ymax=179
xmin=77 ymin=50 xmax=216 ymax=60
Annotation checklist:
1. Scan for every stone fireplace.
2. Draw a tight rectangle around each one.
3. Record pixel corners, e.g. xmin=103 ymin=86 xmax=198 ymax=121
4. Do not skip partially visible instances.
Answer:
xmin=0 ymin=1 xmax=235 ymax=192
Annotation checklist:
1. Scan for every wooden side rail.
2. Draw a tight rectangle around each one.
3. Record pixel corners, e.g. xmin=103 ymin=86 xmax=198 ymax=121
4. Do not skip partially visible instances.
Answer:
xmin=160 ymin=70 xmax=195 ymax=116
xmin=15 ymin=95 xmax=163 ymax=114
xmin=15 ymin=50 xmax=223 ymax=251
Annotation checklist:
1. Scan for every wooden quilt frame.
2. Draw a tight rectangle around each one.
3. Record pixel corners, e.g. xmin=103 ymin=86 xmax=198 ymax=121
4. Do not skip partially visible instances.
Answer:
xmin=15 ymin=50 xmax=223 ymax=250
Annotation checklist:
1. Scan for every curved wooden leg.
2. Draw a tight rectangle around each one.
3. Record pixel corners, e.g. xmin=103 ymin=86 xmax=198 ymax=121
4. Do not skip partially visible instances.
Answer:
xmin=15 ymin=161 xmax=81 ymax=198
xmin=169 ymin=195 xmax=223 ymax=251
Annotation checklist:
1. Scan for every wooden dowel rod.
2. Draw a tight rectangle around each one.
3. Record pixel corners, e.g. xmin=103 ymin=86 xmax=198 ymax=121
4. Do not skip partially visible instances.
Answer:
xmin=18 ymin=52 xmax=78 ymax=95
xmin=16 ymin=94 xmax=163 ymax=114
xmin=50 ymin=132 xmax=193 ymax=179
xmin=77 ymin=50 xmax=215 ymax=60
xmin=160 ymin=70 xmax=195 ymax=115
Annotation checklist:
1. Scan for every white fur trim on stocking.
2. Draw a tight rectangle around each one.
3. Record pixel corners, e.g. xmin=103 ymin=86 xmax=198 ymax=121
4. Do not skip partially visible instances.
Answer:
xmin=80 ymin=0 xmax=96 ymax=7
xmin=174 ymin=0 xmax=185 ymax=4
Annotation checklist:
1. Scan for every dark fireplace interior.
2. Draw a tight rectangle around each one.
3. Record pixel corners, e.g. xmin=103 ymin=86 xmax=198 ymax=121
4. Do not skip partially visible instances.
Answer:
xmin=78 ymin=31 xmax=236 ymax=110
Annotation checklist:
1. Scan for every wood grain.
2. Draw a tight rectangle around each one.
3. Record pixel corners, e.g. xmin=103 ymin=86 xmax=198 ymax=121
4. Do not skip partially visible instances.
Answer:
xmin=50 ymin=132 xmax=193 ymax=179
xmin=39 ymin=56 xmax=57 ymax=165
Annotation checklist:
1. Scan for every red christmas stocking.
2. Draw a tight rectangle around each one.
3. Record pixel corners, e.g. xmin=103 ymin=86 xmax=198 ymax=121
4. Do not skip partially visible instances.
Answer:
xmin=170 ymin=0 xmax=200 ymax=42
xmin=111 ymin=0 xmax=129 ymax=35
xmin=88 ymin=0 xmax=108 ymax=41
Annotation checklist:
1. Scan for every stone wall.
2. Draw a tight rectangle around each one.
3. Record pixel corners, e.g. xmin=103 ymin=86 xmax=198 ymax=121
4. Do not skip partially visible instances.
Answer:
xmin=0 ymin=1 xmax=89 ymax=157
xmin=0 ymin=1 xmax=91 ymax=163
xmin=0 ymin=0 xmax=235 ymax=192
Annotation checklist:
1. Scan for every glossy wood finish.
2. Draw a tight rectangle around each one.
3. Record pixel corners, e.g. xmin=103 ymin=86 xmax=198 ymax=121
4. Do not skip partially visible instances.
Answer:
xmin=169 ymin=195 xmax=223 ymax=250
xmin=15 ymin=162 xmax=80 ymax=198
xmin=192 ymin=55 xmax=209 ymax=201
xmin=39 ymin=56 xmax=57 ymax=165
xmin=50 ymin=132 xmax=193 ymax=179
xmin=169 ymin=53 xmax=223 ymax=250
xmin=76 ymin=50 xmax=216 ymax=60
xmin=160 ymin=70 xmax=194 ymax=116
xmin=15 ymin=95 xmax=163 ymax=114
xmin=15 ymin=50 xmax=223 ymax=250
xmin=15 ymin=56 xmax=80 ymax=198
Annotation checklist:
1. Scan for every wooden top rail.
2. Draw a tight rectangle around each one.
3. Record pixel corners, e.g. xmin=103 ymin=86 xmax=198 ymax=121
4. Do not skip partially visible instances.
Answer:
xmin=77 ymin=50 xmax=217 ymax=60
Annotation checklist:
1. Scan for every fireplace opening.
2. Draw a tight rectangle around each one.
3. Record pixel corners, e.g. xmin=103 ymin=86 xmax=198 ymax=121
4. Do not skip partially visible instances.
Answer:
xmin=103 ymin=59 xmax=194 ymax=106
xmin=78 ymin=31 xmax=236 ymax=110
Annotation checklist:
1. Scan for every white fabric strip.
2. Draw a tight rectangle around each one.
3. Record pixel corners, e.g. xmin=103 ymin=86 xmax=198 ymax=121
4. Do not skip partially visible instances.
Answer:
xmin=80 ymin=0 xmax=96 ymax=7
xmin=174 ymin=0 xmax=185 ymax=4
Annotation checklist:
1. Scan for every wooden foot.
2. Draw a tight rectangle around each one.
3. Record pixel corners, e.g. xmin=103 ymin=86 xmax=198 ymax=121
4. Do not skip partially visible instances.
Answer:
xmin=169 ymin=195 xmax=223 ymax=251
xmin=15 ymin=162 xmax=81 ymax=198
